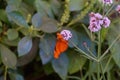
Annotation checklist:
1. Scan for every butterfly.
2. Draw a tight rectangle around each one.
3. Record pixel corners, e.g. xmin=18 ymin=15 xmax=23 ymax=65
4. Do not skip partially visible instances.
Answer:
xmin=54 ymin=30 xmax=72 ymax=59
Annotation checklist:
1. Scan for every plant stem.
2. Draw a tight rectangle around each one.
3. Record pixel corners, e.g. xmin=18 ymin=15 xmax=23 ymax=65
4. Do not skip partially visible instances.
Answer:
xmin=104 ymin=4 xmax=114 ymax=17
xmin=16 ymin=26 xmax=23 ymax=31
xmin=100 ymin=56 xmax=112 ymax=80
xmin=98 ymin=31 xmax=101 ymax=58
xmin=67 ymin=76 xmax=81 ymax=80
xmin=103 ymin=56 xmax=112 ymax=73
xmin=99 ymin=34 xmax=120 ymax=61
xmin=70 ymin=40 xmax=98 ymax=62
xmin=84 ymin=45 xmax=97 ymax=58
xmin=4 ymin=66 xmax=7 ymax=80
xmin=97 ymin=63 xmax=100 ymax=80
xmin=97 ymin=31 xmax=101 ymax=80
xmin=82 ymin=24 xmax=91 ymax=40
xmin=100 ymin=63 xmax=106 ymax=80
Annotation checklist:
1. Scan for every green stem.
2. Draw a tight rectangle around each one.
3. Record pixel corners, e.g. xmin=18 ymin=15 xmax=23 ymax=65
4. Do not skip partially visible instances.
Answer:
xmin=97 ymin=63 xmax=100 ymax=80
xmin=98 ymin=31 xmax=101 ymax=58
xmin=103 ymin=56 xmax=112 ymax=73
xmin=104 ymin=4 xmax=114 ymax=17
xmin=100 ymin=63 xmax=106 ymax=80
xmin=100 ymin=56 xmax=112 ymax=80
xmin=99 ymin=34 xmax=120 ymax=61
xmin=4 ymin=66 xmax=7 ymax=80
xmin=83 ymin=71 xmax=89 ymax=80
xmin=92 ymin=74 xmax=97 ymax=80
xmin=67 ymin=76 xmax=81 ymax=80
xmin=16 ymin=26 xmax=23 ymax=31
xmin=97 ymin=31 xmax=101 ymax=80
xmin=70 ymin=40 xmax=98 ymax=62
xmin=82 ymin=24 xmax=91 ymax=40
xmin=84 ymin=45 xmax=97 ymax=58
xmin=82 ymin=24 xmax=97 ymax=43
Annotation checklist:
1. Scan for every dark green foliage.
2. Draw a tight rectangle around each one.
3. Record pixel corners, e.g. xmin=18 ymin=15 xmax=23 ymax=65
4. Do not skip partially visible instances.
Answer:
xmin=0 ymin=0 xmax=120 ymax=80
xmin=17 ymin=36 xmax=32 ymax=56
xmin=0 ymin=44 xmax=17 ymax=68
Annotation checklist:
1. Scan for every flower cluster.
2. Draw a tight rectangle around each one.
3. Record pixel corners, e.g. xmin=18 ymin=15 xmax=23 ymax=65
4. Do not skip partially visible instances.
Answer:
xmin=102 ymin=0 xmax=113 ymax=5
xmin=88 ymin=12 xmax=111 ymax=32
xmin=60 ymin=30 xmax=72 ymax=40
xmin=116 ymin=5 xmax=120 ymax=14
xmin=54 ymin=30 xmax=72 ymax=59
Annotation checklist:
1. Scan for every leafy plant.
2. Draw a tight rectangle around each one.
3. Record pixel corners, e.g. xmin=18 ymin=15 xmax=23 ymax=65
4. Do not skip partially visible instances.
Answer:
xmin=0 ymin=0 xmax=120 ymax=80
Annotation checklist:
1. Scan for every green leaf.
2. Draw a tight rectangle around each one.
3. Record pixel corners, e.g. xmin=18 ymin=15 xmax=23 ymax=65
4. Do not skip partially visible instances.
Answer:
xmin=32 ymin=13 xmax=42 ymax=28
xmin=69 ymin=0 xmax=84 ymax=11
xmin=35 ymin=0 xmax=53 ymax=18
xmin=68 ymin=30 xmax=79 ymax=48
xmin=8 ymin=11 xmax=29 ymax=27
xmin=9 ymin=73 xmax=24 ymax=80
xmin=17 ymin=38 xmax=39 ymax=66
xmin=24 ymin=0 xmax=35 ymax=6
xmin=18 ymin=36 xmax=32 ymax=56
xmin=50 ymin=0 xmax=61 ymax=15
xmin=39 ymin=34 xmax=56 ymax=64
xmin=6 ymin=0 xmax=22 ymax=8
xmin=40 ymin=17 xmax=58 ymax=33
xmin=7 ymin=29 xmax=18 ymax=40
xmin=68 ymin=50 xmax=87 ymax=74
xmin=0 ymin=9 xmax=8 ymax=23
xmin=89 ymin=57 xmax=114 ymax=73
xmin=19 ymin=3 xmax=34 ymax=20
xmin=52 ymin=54 xmax=69 ymax=80
xmin=107 ymin=23 xmax=120 ymax=68
xmin=5 ymin=5 xmax=17 ymax=13
xmin=1 ymin=37 xmax=20 ymax=46
xmin=0 ymin=44 xmax=17 ymax=68
xmin=35 ymin=0 xmax=47 ymax=17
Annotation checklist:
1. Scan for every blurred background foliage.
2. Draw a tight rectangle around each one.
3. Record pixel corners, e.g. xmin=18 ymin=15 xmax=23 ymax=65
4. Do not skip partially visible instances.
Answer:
xmin=0 ymin=0 xmax=120 ymax=80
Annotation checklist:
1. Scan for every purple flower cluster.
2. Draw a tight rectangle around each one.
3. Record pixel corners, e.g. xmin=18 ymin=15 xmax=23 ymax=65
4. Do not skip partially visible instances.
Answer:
xmin=102 ymin=0 xmax=113 ymax=5
xmin=88 ymin=12 xmax=111 ymax=32
xmin=116 ymin=5 xmax=120 ymax=14
xmin=60 ymin=30 xmax=72 ymax=40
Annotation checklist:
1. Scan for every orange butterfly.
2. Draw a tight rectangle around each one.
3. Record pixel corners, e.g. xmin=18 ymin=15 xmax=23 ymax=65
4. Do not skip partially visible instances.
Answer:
xmin=54 ymin=33 xmax=68 ymax=59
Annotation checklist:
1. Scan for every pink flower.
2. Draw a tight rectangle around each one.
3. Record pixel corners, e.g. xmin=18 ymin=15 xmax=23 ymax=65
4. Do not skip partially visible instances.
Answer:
xmin=88 ymin=22 xmax=101 ymax=32
xmin=89 ymin=12 xmax=103 ymax=32
xmin=89 ymin=12 xmax=103 ymax=19
xmin=94 ymin=13 xmax=103 ymax=19
xmin=102 ymin=0 xmax=113 ymax=5
xmin=102 ymin=17 xmax=111 ymax=28
xmin=60 ymin=30 xmax=72 ymax=40
xmin=88 ymin=12 xmax=111 ymax=32
xmin=116 ymin=5 xmax=120 ymax=14
xmin=89 ymin=12 xmax=103 ymax=24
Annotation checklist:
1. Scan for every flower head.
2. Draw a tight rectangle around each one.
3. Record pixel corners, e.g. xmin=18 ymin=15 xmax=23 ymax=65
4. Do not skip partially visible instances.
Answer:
xmin=60 ymin=30 xmax=72 ymax=40
xmin=89 ymin=13 xmax=103 ymax=24
xmin=102 ymin=17 xmax=111 ymax=28
xmin=102 ymin=0 xmax=113 ymax=5
xmin=89 ymin=12 xmax=103 ymax=32
xmin=54 ymin=30 xmax=72 ymax=59
xmin=88 ymin=22 xmax=101 ymax=32
xmin=116 ymin=5 xmax=120 ymax=14
xmin=88 ymin=12 xmax=111 ymax=32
